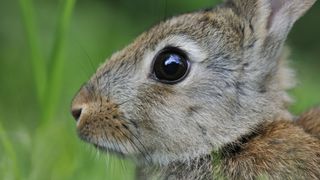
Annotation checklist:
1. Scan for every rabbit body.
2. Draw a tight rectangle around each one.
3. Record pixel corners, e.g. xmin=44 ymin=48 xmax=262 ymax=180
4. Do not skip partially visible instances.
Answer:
xmin=137 ymin=117 xmax=320 ymax=180
xmin=71 ymin=0 xmax=319 ymax=179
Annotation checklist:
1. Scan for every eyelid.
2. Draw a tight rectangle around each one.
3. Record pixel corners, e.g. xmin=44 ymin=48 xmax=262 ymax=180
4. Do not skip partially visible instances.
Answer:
xmin=158 ymin=46 xmax=188 ymax=57
xmin=157 ymin=36 xmax=207 ymax=63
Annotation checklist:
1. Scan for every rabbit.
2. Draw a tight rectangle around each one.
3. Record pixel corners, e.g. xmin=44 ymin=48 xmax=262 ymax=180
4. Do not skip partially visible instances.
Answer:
xmin=296 ymin=107 xmax=320 ymax=139
xmin=71 ymin=0 xmax=319 ymax=179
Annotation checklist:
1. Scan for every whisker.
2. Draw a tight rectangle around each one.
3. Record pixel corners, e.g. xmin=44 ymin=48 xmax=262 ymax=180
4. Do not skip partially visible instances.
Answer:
xmin=108 ymin=125 xmax=152 ymax=164
xmin=117 ymin=99 xmax=131 ymax=107
xmin=108 ymin=99 xmax=134 ymax=115
xmin=70 ymin=37 xmax=98 ymax=81
xmin=114 ymin=137 xmax=128 ymax=173
xmin=122 ymin=122 xmax=153 ymax=164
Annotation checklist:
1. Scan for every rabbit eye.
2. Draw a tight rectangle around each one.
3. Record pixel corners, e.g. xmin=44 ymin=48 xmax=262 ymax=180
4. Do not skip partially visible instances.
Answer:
xmin=152 ymin=47 xmax=190 ymax=84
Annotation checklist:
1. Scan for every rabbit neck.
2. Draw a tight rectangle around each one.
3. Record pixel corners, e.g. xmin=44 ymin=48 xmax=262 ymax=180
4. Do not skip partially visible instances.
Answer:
xmin=134 ymin=119 xmax=283 ymax=179
xmin=136 ymin=154 xmax=214 ymax=180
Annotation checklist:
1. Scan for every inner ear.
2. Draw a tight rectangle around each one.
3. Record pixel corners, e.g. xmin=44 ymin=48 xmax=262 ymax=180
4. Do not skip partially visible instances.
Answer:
xmin=266 ymin=0 xmax=315 ymax=37
xmin=267 ymin=0 xmax=285 ymax=29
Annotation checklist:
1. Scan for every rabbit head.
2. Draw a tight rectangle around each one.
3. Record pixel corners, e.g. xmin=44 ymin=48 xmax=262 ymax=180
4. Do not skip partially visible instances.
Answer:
xmin=71 ymin=0 xmax=316 ymax=165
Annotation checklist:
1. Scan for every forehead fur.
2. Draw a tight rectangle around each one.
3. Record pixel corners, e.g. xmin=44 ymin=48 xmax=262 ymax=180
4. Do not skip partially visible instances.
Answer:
xmin=94 ymin=6 xmax=247 ymax=77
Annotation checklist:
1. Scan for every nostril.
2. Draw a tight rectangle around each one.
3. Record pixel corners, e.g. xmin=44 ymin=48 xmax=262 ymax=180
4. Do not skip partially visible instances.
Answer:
xmin=71 ymin=108 xmax=82 ymax=121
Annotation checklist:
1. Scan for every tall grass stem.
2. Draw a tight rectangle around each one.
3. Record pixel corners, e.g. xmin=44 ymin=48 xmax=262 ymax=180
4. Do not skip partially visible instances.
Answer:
xmin=19 ymin=0 xmax=76 ymax=179
xmin=19 ymin=0 xmax=46 ymax=106
xmin=43 ymin=0 xmax=76 ymax=123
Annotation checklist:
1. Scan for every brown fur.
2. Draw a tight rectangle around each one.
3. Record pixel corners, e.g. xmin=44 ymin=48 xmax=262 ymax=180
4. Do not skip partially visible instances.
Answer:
xmin=136 ymin=118 xmax=320 ymax=179
xmin=296 ymin=107 xmax=320 ymax=139
xmin=221 ymin=120 xmax=320 ymax=179
xmin=73 ymin=86 xmax=133 ymax=150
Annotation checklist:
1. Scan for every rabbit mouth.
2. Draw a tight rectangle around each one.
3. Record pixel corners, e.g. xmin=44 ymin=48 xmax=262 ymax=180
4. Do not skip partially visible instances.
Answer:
xmin=93 ymin=143 xmax=126 ymax=157
xmin=78 ymin=132 xmax=130 ymax=156
xmin=77 ymin=127 xmax=148 ymax=158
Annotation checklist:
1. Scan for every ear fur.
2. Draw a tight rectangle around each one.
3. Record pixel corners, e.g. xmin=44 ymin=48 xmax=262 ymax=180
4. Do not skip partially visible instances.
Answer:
xmin=225 ymin=0 xmax=316 ymax=81
xmin=267 ymin=0 xmax=316 ymax=39
xmin=225 ymin=0 xmax=316 ymax=101
xmin=225 ymin=0 xmax=316 ymax=40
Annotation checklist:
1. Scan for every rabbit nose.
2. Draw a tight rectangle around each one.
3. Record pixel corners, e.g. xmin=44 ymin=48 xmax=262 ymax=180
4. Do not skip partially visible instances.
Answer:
xmin=71 ymin=108 xmax=82 ymax=121
xmin=71 ymin=85 xmax=91 ymax=123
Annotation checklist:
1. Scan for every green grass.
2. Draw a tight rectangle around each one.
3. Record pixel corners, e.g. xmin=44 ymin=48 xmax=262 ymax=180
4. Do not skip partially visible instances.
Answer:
xmin=0 ymin=119 xmax=20 ymax=180
xmin=0 ymin=0 xmax=134 ymax=180
xmin=43 ymin=0 xmax=76 ymax=123
xmin=0 ymin=0 xmax=319 ymax=180
xmin=19 ymin=0 xmax=46 ymax=105
xmin=20 ymin=0 xmax=76 ymax=123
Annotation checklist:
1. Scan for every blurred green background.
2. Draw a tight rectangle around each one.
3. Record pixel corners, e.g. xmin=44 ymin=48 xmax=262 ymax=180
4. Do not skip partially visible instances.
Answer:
xmin=0 ymin=0 xmax=319 ymax=179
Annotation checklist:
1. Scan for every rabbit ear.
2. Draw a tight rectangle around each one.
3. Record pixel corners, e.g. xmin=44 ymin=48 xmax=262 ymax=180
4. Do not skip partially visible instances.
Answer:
xmin=225 ymin=0 xmax=316 ymax=40
xmin=223 ymin=0 xmax=315 ymax=90
xmin=267 ymin=0 xmax=316 ymax=38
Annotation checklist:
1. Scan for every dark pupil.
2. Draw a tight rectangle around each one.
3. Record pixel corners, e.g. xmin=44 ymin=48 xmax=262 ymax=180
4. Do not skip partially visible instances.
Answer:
xmin=163 ymin=54 xmax=182 ymax=75
xmin=154 ymin=51 xmax=188 ymax=82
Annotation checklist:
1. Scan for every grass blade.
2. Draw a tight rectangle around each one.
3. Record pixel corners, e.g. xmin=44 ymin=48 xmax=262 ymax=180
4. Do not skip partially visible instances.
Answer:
xmin=43 ymin=0 xmax=76 ymax=123
xmin=19 ymin=0 xmax=46 ymax=105
xmin=27 ymin=0 xmax=77 ymax=178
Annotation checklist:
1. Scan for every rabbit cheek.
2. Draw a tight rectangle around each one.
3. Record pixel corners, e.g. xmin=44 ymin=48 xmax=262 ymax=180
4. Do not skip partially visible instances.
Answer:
xmin=135 ymin=84 xmax=176 ymax=125
xmin=137 ymin=84 xmax=175 ymax=104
